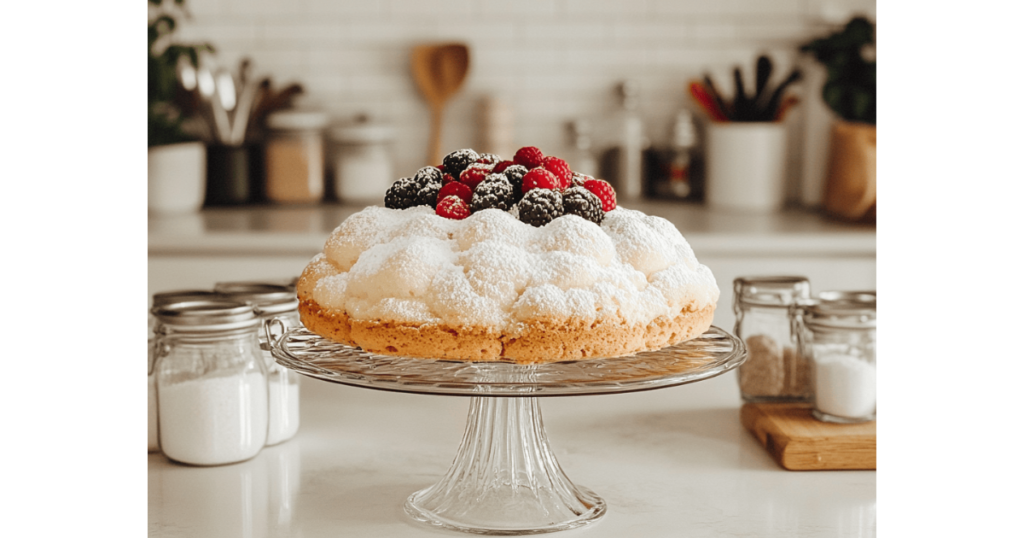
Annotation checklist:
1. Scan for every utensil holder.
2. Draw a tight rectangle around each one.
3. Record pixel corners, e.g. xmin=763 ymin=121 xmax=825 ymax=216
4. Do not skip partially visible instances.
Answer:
xmin=706 ymin=123 xmax=787 ymax=212
xmin=205 ymin=145 xmax=253 ymax=206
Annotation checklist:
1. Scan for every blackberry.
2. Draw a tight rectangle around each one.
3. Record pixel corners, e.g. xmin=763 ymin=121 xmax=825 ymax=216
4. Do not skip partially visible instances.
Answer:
xmin=502 ymin=164 xmax=529 ymax=202
xmin=517 ymin=188 xmax=563 ymax=227
xmin=414 ymin=166 xmax=444 ymax=185
xmin=570 ymin=172 xmax=592 ymax=188
xmin=470 ymin=174 xmax=516 ymax=212
xmin=562 ymin=186 xmax=604 ymax=225
xmin=384 ymin=177 xmax=421 ymax=209
xmin=442 ymin=149 xmax=480 ymax=178
xmin=476 ymin=153 xmax=502 ymax=165
xmin=417 ymin=180 xmax=442 ymax=208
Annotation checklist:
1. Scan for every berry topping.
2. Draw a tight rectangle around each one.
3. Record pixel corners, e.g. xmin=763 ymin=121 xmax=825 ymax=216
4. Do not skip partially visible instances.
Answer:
xmin=570 ymin=172 xmax=592 ymax=188
xmin=501 ymin=164 xmax=529 ymax=202
xmin=414 ymin=166 xmax=443 ymax=185
xmin=492 ymin=160 xmax=514 ymax=174
xmin=384 ymin=177 xmax=421 ymax=210
xmin=541 ymin=156 xmax=572 ymax=189
xmin=521 ymin=168 xmax=559 ymax=193
xmin=562 ymin=186 xmax=605 ymax=225
xmin=459 ymin=163 xmax=493 ymax=190
xmin=513 ymin=146 xmax=544 ymax=169
xmin=442 ymin=149 xmax=480 ymax=178
xmin=437 ymin=181 xmax=473 ymax=205
xmin=436 ymin=194 xmax=471 ymax=220
xmin=417 ymin=181 xmax=442 ymax=208
xmin=470 ymin=174 xmax=516 ymax=212
xmin=442 ymin=173 xmax=457 ymax=184
xmin=583 ymin=178 xmax=617 ymax=212
xmin=518 ymin=188 xmax=564 ymax=227
xmin=476 ymin=153 xmax=502 ymax=165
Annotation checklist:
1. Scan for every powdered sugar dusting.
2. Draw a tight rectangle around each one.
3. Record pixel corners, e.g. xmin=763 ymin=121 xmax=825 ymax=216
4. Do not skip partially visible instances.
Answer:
xmin=314 ymin=205 xmax=719 ymax=328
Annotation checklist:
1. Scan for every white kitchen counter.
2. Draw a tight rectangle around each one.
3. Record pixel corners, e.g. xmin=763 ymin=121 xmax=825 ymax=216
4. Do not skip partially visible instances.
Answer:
xmin=148 ymin=371 xmax=876 ymax=537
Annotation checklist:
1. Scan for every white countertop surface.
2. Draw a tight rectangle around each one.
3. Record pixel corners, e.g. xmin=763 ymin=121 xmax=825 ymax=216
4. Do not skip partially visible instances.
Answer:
xmin=148 ymin=202 xmax=876 ymax=257
xmin=148 ymin=371 xmax=876 ymax=537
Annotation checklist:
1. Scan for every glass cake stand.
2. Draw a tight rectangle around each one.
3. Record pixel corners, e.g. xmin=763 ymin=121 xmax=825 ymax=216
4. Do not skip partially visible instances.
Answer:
xmin=270 ymin=325 xmax=745 ymax=535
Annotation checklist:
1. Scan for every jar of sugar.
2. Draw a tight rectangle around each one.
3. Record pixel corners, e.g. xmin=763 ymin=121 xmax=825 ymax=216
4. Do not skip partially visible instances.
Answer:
xmin=795 ymin=291 xmax=876 ymax=423
xmin=214 ymin=281 xmax=302 ymax=446
xmin=152 ymin=300 xmax=269 ymax=465
xmin=733 ymin=276 xmax=812 ymax=403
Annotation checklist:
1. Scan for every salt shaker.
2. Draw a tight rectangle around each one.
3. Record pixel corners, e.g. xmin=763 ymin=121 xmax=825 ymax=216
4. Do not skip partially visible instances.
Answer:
xmin=152 ymin=300 xmax=269 ymax=465
xmin=733 ymin=276 xmax=812 ymax=402
xmin=214 ymin=281 xmax=302 ymax=446
xmin=795 ymin=291 xmax=876 ymax=423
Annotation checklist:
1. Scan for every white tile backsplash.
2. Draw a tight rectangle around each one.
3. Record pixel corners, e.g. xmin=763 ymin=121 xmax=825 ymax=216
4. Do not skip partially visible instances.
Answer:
xmin=178 ymin=0 xmax=875 ymax=188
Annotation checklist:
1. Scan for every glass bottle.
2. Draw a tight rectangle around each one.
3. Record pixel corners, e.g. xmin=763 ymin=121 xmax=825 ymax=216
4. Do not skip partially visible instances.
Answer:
xmin=794 ymin=291 xmax=876 ymax=423
xmin=264 ymin=109 xmax=329 ymax=204
xmin=733 ymin=276 xmax=812 ymax=402
xmin=214 ymin=282 xmax=302 ymax=446
xmin=152 ymin=300 xmax=268 ymax=465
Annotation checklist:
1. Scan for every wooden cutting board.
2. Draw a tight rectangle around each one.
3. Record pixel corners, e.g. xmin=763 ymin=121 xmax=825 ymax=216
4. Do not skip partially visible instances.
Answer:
xmin=740 ymin=402 xmax=875 ymax=471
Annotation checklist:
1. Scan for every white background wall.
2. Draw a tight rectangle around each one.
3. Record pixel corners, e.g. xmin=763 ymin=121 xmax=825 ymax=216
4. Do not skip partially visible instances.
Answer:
xmin=174 ymin=0 xmax=876 ymax=185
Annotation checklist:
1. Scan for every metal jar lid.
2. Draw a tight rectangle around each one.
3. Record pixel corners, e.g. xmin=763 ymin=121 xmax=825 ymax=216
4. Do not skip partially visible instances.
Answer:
xmin=152 ymin=289 xmax=220 ymax=308
xmin=151 ymin=300 xmax=260 ymax=332
xmin=213 ymin=282 xmax=299 ymax=316
xmin=801 ymin=291 xmax=876 ymax=330
xmin=733 ymin=276 xmax=811 ymax=310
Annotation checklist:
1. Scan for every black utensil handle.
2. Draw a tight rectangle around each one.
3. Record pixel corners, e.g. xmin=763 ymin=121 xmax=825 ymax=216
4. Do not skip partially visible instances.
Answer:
xmin=703 ymin=75 xmax=731 ymax=121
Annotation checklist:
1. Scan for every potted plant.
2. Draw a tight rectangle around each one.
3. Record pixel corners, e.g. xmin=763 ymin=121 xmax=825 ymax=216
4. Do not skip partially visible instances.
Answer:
xmin=801 ymin=16 xmax=877 ymax=223
xmin=148 ymin=0 xmax=213 ymax=214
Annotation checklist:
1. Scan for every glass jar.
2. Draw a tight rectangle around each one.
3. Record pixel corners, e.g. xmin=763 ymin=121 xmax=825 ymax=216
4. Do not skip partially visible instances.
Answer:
xmin=733 ymin=276 xmax=812 ymax=402
xmin=795 ymin=291 xmax=876 ymax=423
xmin=214 ymin=282 xmax=301 ymax=446
xmin=152 ymin=300 xmax=269 ymax=465
xmin=330 ymin=117 xmax=394 ymax=203
xmin=264 ymin=109 xmax=329 ymax=204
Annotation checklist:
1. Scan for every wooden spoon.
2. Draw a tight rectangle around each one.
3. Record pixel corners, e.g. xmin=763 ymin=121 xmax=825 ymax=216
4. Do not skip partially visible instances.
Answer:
xmin=410 ymin=43 xmax=470 ymax=166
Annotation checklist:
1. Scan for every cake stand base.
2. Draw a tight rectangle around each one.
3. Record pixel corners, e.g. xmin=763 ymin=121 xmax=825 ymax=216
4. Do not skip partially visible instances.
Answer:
xmin=404 ymin=396 xmax=605 ymax=535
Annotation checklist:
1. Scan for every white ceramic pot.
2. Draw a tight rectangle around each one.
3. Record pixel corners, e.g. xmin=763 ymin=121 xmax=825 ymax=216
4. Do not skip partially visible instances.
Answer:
xmin=149 ymin=141 xmax=206 ymax=214
xmin=705 ymin=123 xmax=787 ymax=212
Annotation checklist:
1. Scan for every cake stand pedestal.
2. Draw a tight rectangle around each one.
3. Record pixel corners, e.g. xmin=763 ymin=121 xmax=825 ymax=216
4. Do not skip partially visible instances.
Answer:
xmin=271 ymin=325 xmax=745 ymax=535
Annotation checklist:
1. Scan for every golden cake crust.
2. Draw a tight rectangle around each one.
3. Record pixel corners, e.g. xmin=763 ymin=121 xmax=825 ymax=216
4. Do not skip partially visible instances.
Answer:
xmin=298 ymin=296 xmax=715 ymax=364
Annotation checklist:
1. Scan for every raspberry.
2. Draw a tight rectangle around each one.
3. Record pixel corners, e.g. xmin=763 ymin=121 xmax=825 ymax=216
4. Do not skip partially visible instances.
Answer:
xmin=442 ymin=173 xmax=457 ymax=185
xmin=470 ymin=174 xmax=516 ymax=212
xmin=583 ymin=178 xmax=617 ymax=212
xmin=459 ymin=163 xmax=492 ymax=190
xmin=442 ymin=149 xmax=480 ymax=178
xmin=562 ymin=186 xmax=604 ymax=225
xmin=541 ymin=156 xmax=572 ymax=189
xmin=513 ymin=146 xmax=544 ymax=169
xmin=436 ymin=194 xmax=471 ymax=220
xmin=492 ymin=160 xmax=514 ymax=174
xmin=521 ymin=168 xmax=559 ymax=193
xmin=518 ymin=188 xmax=563 ymax=227
xmin=438 ymin=181 xmax=473 ymax=205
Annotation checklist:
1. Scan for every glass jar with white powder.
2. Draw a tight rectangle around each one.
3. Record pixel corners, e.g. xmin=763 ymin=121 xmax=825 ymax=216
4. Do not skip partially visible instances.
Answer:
xmin=214 ymin=281 xmax=301 ymax=446
xmin=795 ymin=291 xmax=876 ymax=423
xmin=733 ymin=276 xmax=812 ymax=403
xmin=152 ymin=300 xmax=269 ymax=465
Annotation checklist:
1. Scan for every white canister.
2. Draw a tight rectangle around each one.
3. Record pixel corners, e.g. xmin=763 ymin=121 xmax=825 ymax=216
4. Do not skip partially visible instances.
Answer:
xmin=705 ymin=122 xmax=787 ymax=212
xmin=330 ymin=119 xmax=394 ymax=204
xmin=148 ymin=141 xmax=206 ymax=214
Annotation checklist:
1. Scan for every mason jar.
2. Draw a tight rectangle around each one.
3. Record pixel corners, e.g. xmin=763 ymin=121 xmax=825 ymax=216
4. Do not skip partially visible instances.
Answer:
xmin=152 ymin=300 xmax=269 ymax=465
xmin=214 ymin=282 xmax=301 ymax=446
xmin=733 ymin=276 xmax=812 ymax=402
xmin=795 ymin=291 xmax=876 ymax=423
